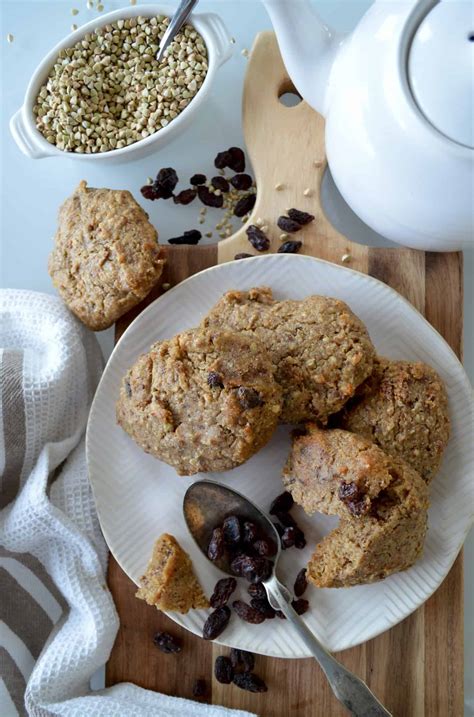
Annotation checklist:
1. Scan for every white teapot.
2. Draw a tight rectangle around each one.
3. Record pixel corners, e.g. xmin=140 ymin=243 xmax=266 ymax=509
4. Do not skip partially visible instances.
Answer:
xmin=262 ymin=0 xmax=473 ymax=250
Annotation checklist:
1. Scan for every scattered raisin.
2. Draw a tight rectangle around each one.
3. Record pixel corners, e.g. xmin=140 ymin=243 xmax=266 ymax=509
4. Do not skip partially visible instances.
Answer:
xmin=269 ymin=492 xmax=294 ymax=515
xmin=234 ymin=252 xmax=253 ymax=260
xmin=210 ymin=577 xmax=237 ymax=608
xmin=230 ymin=648 xmax=255 ymax=673
xmin=173 ymin=188 xmax=197 ymax=205
xmin=288 ymin=208 xmax=315 ymax=225
xmin=277 ymin=216 xmax=302 ymax=233
xmin=197 ymin=185 xmax=224 ymax=208
xmin=294 ymin=527 xmax=307 ymax=549
xmin=253 ymin=538 xmax=277 ymax=557
xmin=154 ymin=167 xmax=179 ymax=198
xmin=202 ymin=606 xmax=231 ymax=640
xmin=233 ymin=672 xmax=268 ymax=693
xmin=247 ymin=582 xmax=266 ymax=600
xmin=232 ymin=600 xmax=266 ymax=624
xmin=234 ymin=193 xmax=256 ymax=217
xmin=273 ymin=522 xmax=285 ymax=538
xmin=230 ymin=173 xmax=253 ymax=191
xmin=214 ymin=655 xmax=234 ymax=684
xmin=223 ymin=515 xmax=241 ymax=545
xmin=190 ymin=173 xmax=207 ymax=185
xmin=246 ymin=225 xmax=270 ymax=252
xmin=241 ymin=556 xmax=273 ymax=583
xmin=168 ymin=229 xmax=202 ymax=245
xmin=250 ymin=597 xmax=276 ymax=619
xmin=140 ymin=184 xmax=159 ymax=200
xmin=214 ymin=150 xmax=233 ymax=169
xmin=192 ymin=678 xmax=207 ymax=698
xmin=228 ymin=147 xmax=246 ymax=173
xmin=236 ymin=386 xmax=263 ymax=409
xmin=211 ymin=176 xmax=230 ymax=193
xmin=275 ymin=511 xmax=297 ymax=528
xmin=280 ymin=526 xmax=296 ymax=549
xmin=294 ymin=568 xmax=308 ymax=597
xmin=153 ymin=632 xmax=182 ymax=654
xmin=242 ymin=521 xmax=258 ymax=545
xmin=278 ymin=240 xmax=302 ymax=254
xmin=207 ymin=371 xmax=224 ymax=389
xmin=208 ymin=527 xmax=225 ymax=562
xmin=292 ymin=598 xmax=309 ymax=615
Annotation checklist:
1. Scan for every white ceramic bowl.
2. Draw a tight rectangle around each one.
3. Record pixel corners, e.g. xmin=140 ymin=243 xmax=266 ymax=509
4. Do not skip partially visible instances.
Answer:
xmin=10 ymin=4 xmax=233 ymax=162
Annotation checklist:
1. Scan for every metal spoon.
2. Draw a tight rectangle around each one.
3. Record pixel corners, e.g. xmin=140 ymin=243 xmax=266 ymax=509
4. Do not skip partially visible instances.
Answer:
xmin=184 ymin=480 xmax=392 ymax=717
xmin=156 ymin=0 xmax=200 ymax=63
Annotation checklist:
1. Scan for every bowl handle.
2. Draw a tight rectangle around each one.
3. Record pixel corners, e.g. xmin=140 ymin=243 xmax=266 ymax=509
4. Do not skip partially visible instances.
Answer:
xmin=10 ymin=109 xmax=50 ymax=159
xmin=201 ymin=13 xmax=234 ymax=66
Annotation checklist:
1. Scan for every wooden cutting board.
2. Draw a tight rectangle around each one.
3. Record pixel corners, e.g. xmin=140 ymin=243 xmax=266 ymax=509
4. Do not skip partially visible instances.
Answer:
xmin=107 ymin=32 xmax=464 ymax=716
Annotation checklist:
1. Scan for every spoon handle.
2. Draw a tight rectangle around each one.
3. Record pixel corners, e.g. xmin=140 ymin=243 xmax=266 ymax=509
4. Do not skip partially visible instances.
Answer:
xmin=264 ymin=577 xmax=392 ymax=717
xmin=156 ymin=0 xmax=200 ymax=62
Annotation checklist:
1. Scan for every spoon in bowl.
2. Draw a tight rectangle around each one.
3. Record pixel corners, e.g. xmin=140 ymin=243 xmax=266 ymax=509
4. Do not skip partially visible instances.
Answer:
xmin=156 ymin=0 xmax=200 ymax=63
xmin=184 ymin=480 xmax=392 ymax=717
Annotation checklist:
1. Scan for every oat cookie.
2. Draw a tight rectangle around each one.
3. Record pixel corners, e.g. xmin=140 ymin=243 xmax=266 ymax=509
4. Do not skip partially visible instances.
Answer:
xmin=336 ymin=357 xmax=450 ymax=482
xmin=48 ymin=181 xmax=164 ymax=330
xmin=283 ymin=425 xmax=429 ymax=587
xmin=136 ymin=534 xmax=209 ymax=613
xmin=116 ymin=327 xmax=282 ymax=475
xmin=201 ymin=287 xmax=375 ymax=424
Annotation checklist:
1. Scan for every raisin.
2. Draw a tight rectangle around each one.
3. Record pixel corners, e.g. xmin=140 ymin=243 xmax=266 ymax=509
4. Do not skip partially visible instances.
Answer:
xmin=197 ymin=185 xmax=224 ymax=208
xmin=230 ymin=553 xmax=248 ymax=577
xmin=207 ymin=371 xmax=224 ymax=389
xmin=154 ymin=167 xmax=179 ymax=198
xmin=294 ymin=528 xmax=306 ymax=549
xmin=347 ymin=499 xmax=370 ymax=517
xmin=232 ymin=600 xmax=266 ymax=624
xmin=211 ymin=176 xmax=230 ymax=193
xmin=250 ymin=597 xmax=276 ymax=619
xmin=210 ymin=577 xmax=237 ymax=608
xmin=242 ymin=521 xmax=258 ymax=545
xmin=294 ymin=568 xmax=308 ymax=597
xmin=246 ymin=225 xmax=270 ymax=252
xmin=236 ymin=386 xmax=263 ymax=409
xmin=202 ymin=606 xmax=231 ymax=640
xmin=278 ymin=240 xmax=302 ymax=254
xmin=233 ymin=672 xmax=268 ymax=693
xmin=230 ymin=648 xmax=255 ymax=673
xmin=223 ymin=515 xmax=241 ymax=545
xmin=234 ymin=252 xmax=253 ymax=260
xmin=168 ymin=230 xmax=202 ymax=245
xmin=280 ymin=526 xmax=296 ymax=549
xmin=338 ymin=481 xmax=360 ymax=502
xmin=228 ymin=147 xmax=246 ymax=172
xmin=275 ymin=511 xmax=297 ymax=528
xmin=153 ymin=632 xmax=182 ymax=653
xmin=214 ymin=655 xmax=234 ymax=684
xmin=190 ymin=173 xmax=207 ymax=185
xmin=140 ymin=184 xmax=159 ymax=200
xmin=270 ymin=492 xmax=294 ymax=515
xmin=173 ymin=188 xmax=197 ymax=205
xmin=124 ymin=379 xmax=132 ymax=398
xmin=247 ymin=582 xmax=266 ymax=600
xmin=253 ymin=538 xmax=277 ymax=557
xmin=234 ymin=193 xmax=256 ymax=217
xmin=241 ymin=556 xmax=273 ymax=583
xmin=273 ymin=522 xmax=285 ymax=538
xmin=339 ymin=482 xmax=369 ymax=516
xmin=214 ymin=150 xmax=233 ymax=169
xmin=277 ymin=216 xmax=302 ymax=233
xmin=192 ymin=678 xmax=207 ymax=698
xmin=208 ymin=527 xmax=225 ymax=561
xmin=230 ymin=173 xmax=253 ymax=191
xmin=292 ymin=598 xmax=309 ymax=615
xmin=288 ymin=208 xmax=315 ymax=225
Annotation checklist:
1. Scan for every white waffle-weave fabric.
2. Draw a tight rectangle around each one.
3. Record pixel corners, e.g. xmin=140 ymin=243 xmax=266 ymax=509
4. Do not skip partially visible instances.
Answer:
xmin=0 ymin=289 xmax=254 ymax=717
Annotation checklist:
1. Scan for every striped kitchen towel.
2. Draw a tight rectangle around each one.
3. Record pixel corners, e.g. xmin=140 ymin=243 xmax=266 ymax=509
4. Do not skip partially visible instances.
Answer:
xmin=0 ymin=290 xmax=255 ymax=717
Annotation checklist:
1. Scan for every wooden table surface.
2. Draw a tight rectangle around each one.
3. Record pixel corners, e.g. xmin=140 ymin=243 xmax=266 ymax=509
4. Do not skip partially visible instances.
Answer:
xmin=106 ymin=33 xmax=464 ymax=717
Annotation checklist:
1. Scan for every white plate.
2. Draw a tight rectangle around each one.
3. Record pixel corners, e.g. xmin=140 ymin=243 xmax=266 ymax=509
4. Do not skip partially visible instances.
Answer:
xmin=86 ymin=254 xmax=474 ymax=657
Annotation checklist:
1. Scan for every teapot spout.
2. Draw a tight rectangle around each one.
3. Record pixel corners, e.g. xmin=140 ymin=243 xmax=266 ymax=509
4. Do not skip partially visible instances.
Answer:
xmin=261 ymin=0 xmax=342 ymax=116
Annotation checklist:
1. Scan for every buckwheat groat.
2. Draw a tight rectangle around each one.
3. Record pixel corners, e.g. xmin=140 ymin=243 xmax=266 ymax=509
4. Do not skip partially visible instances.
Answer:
xmin=283 ymin=425 xmax=429 ymax=587
xmin=201 ymin=287 xmax=375 ymax=424
xmin=48 ymin=181 xmax=164 ymax=330
xmin=337 ymin=357 xmax=450 ymax=482
xmin=136 ymin=534 xmax=209 ymax=613
xmin=116 ymin=327 xmax=282 ymax=475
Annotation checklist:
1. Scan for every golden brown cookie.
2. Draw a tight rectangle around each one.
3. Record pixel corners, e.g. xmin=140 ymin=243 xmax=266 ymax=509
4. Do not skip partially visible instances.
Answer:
xmin=136 ymin=534 xmax=209 ymax=613
xmin=116 ymin=327 xmax=282 ymax=475
xmin=283 ymin=425 xmax=429 ymax=587
xmin=201 ymin=287 xmax=375 ymax=424
xmin=48 ymin=181 xmax=164 ymax=330
xmin=336 ymin=357 xmax=450 ymax=482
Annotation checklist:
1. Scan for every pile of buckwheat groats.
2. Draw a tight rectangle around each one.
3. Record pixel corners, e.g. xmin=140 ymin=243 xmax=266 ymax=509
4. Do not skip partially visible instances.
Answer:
xmin=33 ymin=15 xmax=208 ymax=153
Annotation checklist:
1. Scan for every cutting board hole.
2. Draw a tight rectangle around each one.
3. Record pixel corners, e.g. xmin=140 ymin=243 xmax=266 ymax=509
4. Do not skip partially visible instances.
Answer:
xmin=278 ymin=89 xmax=302 ymax=108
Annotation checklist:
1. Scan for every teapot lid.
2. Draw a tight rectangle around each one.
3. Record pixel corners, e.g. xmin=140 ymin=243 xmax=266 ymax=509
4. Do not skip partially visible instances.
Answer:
xmin=408 ymin=0 xmax=473 ymax=148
